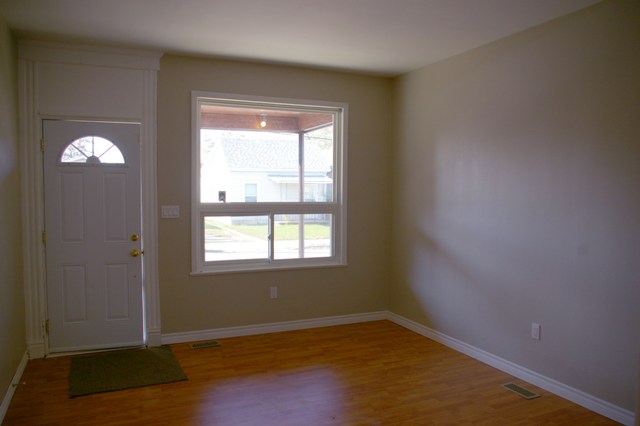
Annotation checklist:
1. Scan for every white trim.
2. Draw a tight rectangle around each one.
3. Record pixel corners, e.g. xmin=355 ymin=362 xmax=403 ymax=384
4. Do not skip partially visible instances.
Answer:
xmin=141 ymin=67 xmax=162 ymax=347
xmin=387 ymin=312 xmax=635 ymax=426
xmin=18 ymin=40 xmax=161 ymax=70
xmin=145 ymin=329 xmax=163 ymax=347
xmin=190 ymin=91 xmax=348 ymax=274
xmin=192 ymin=91 xmax=348 ymax=112
xmin=19 ymin=57 xmax=48 ymax=360
xmin=0 ymin=352 xmax=28 ymax=424
xmin=161 ymin=311 xmax=387 ymax=345
xmin=18 ymin=43 xmax=162 ymax=357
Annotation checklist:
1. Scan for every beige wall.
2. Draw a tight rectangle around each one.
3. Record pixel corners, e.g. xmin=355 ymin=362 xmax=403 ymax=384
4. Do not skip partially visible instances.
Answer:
xmin=157 ymin=55 xmax=392 ymax=333
xmin=391 ymin=0 xmax=640 ymax=411
xmin=391 ymin=0 xmax=640 ymax=410
xmin=0 ymin=16 xmax=25 ymax=398
xmin=4 ymin=0 xmax=637 ymax=417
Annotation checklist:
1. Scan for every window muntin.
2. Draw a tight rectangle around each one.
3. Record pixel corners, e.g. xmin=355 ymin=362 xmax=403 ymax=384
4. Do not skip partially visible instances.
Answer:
xmin=61 ymin=136 xmax=125 ymax=164
xmin=192 ymin=93 xmax=347 ymax=273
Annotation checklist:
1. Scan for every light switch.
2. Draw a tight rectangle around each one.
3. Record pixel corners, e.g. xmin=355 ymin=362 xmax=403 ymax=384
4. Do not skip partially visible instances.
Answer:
xmin=161 ymin=205 xmax=180 ymax=219
xmin=531 ymin=322 xmax=541 ymax=340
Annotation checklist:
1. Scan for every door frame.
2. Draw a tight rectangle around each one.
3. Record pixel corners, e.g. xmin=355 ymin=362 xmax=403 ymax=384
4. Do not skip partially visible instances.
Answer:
xmin=18 ymin=42 xmax=163 ymax=358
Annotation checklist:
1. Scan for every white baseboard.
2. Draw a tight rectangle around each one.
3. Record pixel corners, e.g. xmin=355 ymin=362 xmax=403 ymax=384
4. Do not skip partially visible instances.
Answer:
xmin=0 ymin=352 xmax=29 ymax=424
xmin=387 ymin=312 xmax=635 ymax=426
xmin=27 ymin=340 xmax=45 ymax=359
xmin=160 ymin=310 xmax=635 ymax=425
xmin=161 ymin=311 xmax=388 ymax=345
xmin=145 ymin=328 xmax=162 ymax=347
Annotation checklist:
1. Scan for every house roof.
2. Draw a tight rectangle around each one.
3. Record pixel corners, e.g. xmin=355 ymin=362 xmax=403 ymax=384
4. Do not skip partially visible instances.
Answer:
xmin=206 ymin=132 xmax=332 ymax=173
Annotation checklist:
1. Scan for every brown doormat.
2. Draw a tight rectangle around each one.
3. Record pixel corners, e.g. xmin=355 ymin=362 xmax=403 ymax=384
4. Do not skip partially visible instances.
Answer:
xmin=69 ymin=346 xmax=187 ymax=397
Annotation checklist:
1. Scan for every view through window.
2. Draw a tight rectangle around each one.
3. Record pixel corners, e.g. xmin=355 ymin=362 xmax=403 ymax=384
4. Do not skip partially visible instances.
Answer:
xmin=60 ymin=136 xmax=125 ymax=164
xmin=192 ymin=93 xmax=347 ymax=273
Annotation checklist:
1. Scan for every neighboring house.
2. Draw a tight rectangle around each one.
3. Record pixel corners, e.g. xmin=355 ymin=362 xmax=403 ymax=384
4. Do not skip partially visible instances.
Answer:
xmin=201 ymin=129 xmax=333 ymax=205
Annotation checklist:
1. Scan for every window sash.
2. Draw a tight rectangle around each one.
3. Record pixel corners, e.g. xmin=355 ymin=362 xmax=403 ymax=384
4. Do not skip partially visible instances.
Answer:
xmin=191 ymin=92 xmax=347 ymax=274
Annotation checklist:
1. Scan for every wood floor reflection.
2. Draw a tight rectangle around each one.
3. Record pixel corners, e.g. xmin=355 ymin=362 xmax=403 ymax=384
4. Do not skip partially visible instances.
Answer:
xmin=4 ymin=320 xmax=617 ymax=425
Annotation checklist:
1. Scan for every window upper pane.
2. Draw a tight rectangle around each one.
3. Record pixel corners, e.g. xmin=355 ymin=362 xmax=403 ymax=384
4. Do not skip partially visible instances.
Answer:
xmin=304 ymin=127 xmax=334 ymax=202
xmin=201 ymin=130 xmax=299 ymax=203
xmin=198 ymin=102 xmax=334 ymax=204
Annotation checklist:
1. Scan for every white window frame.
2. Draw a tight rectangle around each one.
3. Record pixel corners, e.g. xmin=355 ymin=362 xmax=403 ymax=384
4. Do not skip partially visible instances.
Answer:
xmin=191 ymin=91 xmax=347 ymax=274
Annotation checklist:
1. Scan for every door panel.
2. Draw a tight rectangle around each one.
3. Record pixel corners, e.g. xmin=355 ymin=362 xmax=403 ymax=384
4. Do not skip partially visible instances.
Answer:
xmin=44 ymin=120 xmax=143 ymax=353
xmin=105 ymin=263 xmax=130 ymax=320
xmin=60 ymin=172 xmax=85 ymax=241
xmin=104 ymin=173 xmax=129 ymax=243
xmin=62 ymin=265 xmax=87 ymax=322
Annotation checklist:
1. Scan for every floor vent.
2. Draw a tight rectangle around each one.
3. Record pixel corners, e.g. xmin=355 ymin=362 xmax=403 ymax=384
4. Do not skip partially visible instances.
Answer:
xmin=189 ymin=340 xmax=221 ymax=349
xmin=501 ymin=382 xmax=540 ymax=399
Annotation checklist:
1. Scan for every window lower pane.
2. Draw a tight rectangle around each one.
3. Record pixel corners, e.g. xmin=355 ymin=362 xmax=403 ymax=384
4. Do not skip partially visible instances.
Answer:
xmin=204 ymin=215 xmax=269 ymax=261
xmin=274 ymin=214 xmax=300 ymax=259
xmin=274 ymin=214 xmax=332 ymax=260
xmin=303 ymin=213 xmax=332 ymax=258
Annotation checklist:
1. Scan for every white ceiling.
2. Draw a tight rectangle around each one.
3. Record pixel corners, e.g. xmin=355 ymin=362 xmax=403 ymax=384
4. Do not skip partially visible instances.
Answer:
xmin=0 ymin=0 xmax=601 ymax=76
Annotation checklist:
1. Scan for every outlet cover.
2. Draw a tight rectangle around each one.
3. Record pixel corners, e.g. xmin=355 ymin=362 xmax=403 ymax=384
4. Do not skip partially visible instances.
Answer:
xmin=531 ymin=322 xmax=541 ymax=340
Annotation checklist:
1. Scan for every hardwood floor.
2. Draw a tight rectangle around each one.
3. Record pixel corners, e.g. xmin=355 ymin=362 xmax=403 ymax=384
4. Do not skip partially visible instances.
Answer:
xmin=4 ymin=321 xmax=618 ymax=425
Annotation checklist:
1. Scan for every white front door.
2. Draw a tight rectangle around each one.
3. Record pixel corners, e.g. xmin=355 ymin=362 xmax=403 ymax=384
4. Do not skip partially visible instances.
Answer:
xmin=43 ymin=120 xmax=144 ymax=353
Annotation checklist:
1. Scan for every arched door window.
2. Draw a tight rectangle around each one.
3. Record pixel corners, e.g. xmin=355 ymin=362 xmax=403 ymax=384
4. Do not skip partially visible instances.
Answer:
xmin=60 ymin=136 xmax=125 ymax=164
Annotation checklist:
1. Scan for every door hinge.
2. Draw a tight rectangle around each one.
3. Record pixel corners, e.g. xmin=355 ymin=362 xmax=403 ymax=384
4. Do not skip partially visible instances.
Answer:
xmin=45 ymin=319 xmax=50 ymax=335
xmin=42 ymin=230 xmax=46 ymax=245
xmin=40 ymin=137 xmax=45 ymax=152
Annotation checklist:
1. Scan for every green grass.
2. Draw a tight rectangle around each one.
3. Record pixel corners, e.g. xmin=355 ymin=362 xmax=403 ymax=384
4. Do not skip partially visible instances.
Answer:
xmin=205 ymin=220 xmax=330 ymax=240
xmin=204 ymin=221 xmax=233 ymax=238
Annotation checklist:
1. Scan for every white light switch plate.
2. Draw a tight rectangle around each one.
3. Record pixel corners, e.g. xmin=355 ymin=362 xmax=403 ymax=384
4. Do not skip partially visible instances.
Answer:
xmin=161 ymin=205 xmax=180 ymax=219
xmin=531 ymin=322 xmax=541 ymax=340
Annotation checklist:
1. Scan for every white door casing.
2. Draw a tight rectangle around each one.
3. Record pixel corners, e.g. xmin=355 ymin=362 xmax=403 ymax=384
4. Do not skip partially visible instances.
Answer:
xmin=43 ymin=120 xmax=144 ymax=352
xmin=18 ymin=43 xmax=162 ymax=359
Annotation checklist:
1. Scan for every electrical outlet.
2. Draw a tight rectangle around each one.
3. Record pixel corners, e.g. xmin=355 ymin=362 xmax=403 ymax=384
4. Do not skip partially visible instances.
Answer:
xmin=531 ymin=322 xmax=541 ymax=340
xmin=270 ymin=286 xmax=278 ymax=299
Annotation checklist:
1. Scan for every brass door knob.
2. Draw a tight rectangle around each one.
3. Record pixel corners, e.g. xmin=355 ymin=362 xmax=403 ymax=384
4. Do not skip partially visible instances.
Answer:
xmin=131 ymin=249 xmax=140 ymax=257
xmin=131 ymin=234 xmax=140 ymax=241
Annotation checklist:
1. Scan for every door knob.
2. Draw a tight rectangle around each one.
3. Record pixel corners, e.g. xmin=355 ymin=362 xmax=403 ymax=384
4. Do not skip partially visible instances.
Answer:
xmin=131 ymin=249 xmax=140 ymax=257
xmin=131 ymin=234 xmax=139 ymax=241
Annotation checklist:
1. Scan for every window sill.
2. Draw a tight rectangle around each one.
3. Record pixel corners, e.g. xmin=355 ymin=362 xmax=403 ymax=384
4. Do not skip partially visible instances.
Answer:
xmin=190 ymin=259 xmax=348 ymax=276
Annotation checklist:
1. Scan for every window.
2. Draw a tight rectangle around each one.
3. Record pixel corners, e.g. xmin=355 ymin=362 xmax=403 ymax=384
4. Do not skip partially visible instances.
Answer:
xmin=244 ymin=183 xmax=257 ymax=203
xmin=192 ymin=92 xmax=347 ymax=273
xmin=61 ymin=136 xmax=125 ymax=164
